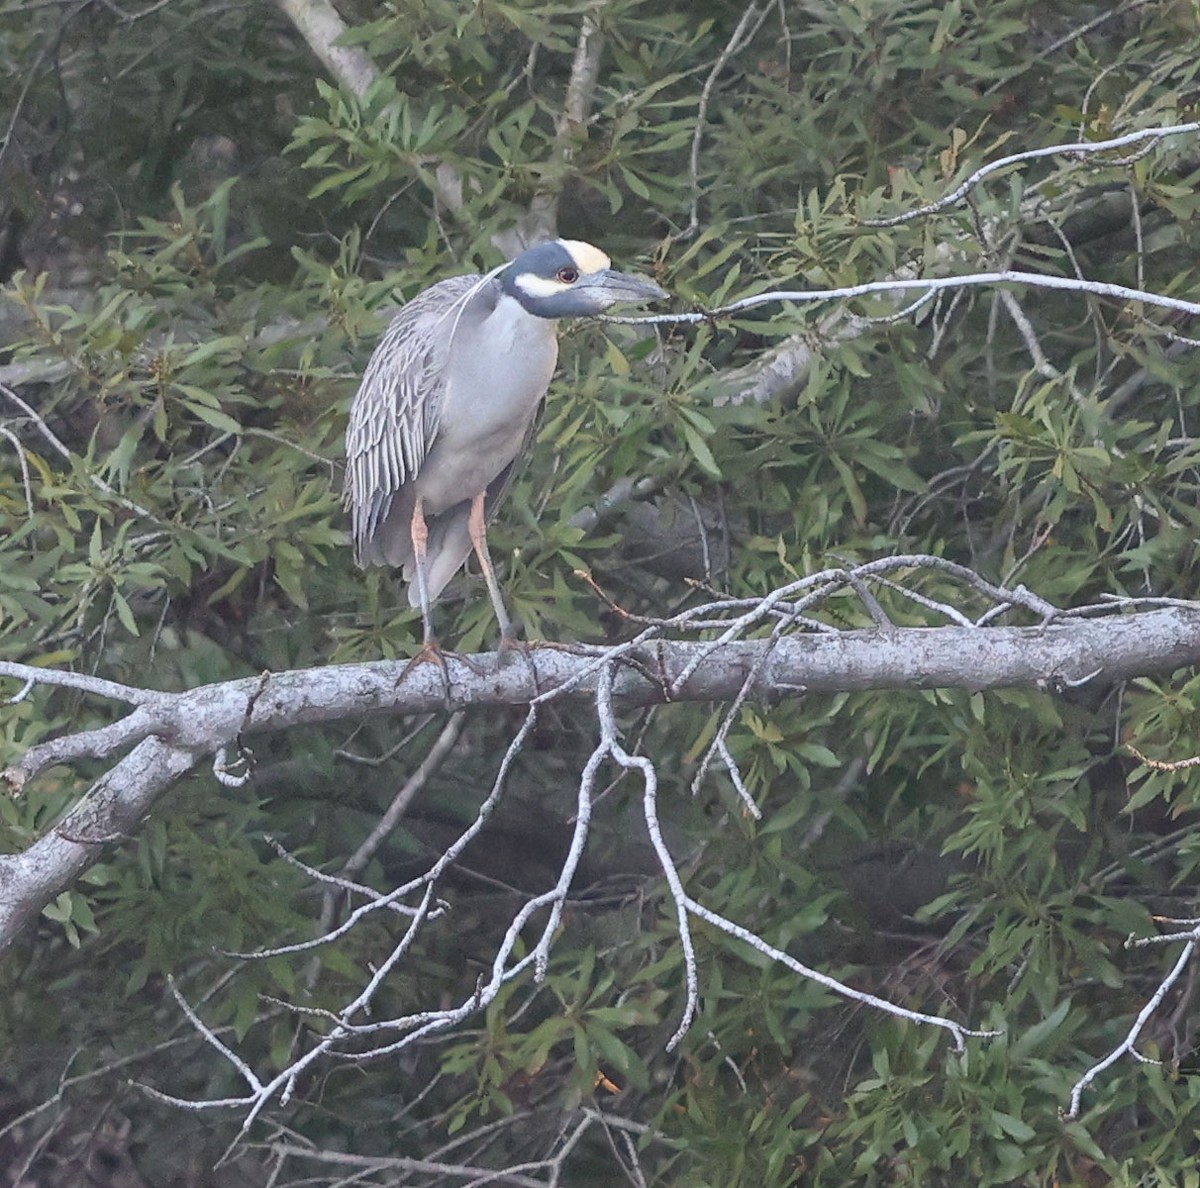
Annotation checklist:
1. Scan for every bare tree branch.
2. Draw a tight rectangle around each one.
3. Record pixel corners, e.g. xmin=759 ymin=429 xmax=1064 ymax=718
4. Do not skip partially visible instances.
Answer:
xmin=0 ymin=382 xmax=159 ymax=521
xmin=3 ymin=557 xmax=1200 ymax=959
xmin=1066 ymin=930 xmax=1199 ymax=1120
xmin=864 ymin=121 xmax=1200 ymax=227
xmin=263 ymin=1141 xmax=551 ymax=1188
xmin=0 ymin=661 xmax=156 ymax=705
xmin=5 ymin=601 xmax=1196 ymax=793
xmin=609 ymin=268 xmax=1200 ymax=328
xmin=697 ymin=120 xmax=1200 ymax=406
xmin=338 ymin=711 xmax=466 ymax=887
xmin=272 ymin=0 xmax=610 ymax=257
xmin=672 ymin=2 xmax=769 ymax=243
xmin=273 ymin=0 xmax=379 ymax=100
xmin=516 ymin=0 xmax=611 ymax=249
xmin=0 ymin=735 xmax=197 ymax=948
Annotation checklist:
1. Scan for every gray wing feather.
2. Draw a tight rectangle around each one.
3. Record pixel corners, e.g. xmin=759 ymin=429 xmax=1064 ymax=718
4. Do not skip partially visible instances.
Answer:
xmin=344 ymin=273 xmax=482 ymax=566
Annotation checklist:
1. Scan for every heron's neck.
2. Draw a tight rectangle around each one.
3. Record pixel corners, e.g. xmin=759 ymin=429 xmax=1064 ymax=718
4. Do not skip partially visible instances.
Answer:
xmin=486 ymin=292 xmax=559 ymax=350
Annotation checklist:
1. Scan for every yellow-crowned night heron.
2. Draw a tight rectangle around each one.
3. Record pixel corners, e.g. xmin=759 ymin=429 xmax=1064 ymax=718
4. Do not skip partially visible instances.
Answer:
xmin=345 ymin=238 xmax=667 ymax=645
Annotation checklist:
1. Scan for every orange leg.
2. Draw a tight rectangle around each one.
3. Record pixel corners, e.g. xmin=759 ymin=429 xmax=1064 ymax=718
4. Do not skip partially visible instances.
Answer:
xmin=410 ymin=495 xmax=438 ymax=648
xmin=468 ymin=491 xmax=516 ymax=642
xmin=400 ymin=496 xmax=485 ymax=689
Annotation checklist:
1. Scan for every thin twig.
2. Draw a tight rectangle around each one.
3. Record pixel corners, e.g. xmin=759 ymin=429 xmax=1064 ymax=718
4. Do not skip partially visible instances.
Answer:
xmin=602 ymin=269 xmax=1200 ymax=327
xmin=672 ymin=3 xmax=766 ymax=242
xmin=863 ymin=122 xmax=1200 ymax=227
xmin=1065 ymin=938 xmax=1197 ymax=1119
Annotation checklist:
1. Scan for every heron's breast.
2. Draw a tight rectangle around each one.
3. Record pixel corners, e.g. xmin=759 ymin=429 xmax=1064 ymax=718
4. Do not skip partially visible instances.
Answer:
xmin=417 ymin=296 xmax=559 ymax=512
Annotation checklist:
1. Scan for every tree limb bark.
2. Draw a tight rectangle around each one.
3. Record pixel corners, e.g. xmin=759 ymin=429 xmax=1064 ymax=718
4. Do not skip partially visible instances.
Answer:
xmin=273 ymin=0 xmax=379 ymax=100
xmin=2 ymin=605 xmax=1198 ymax=955
xmin=512 ymin=1 xmax=609 ymax=249
xmin=0 ymin=736 xmax=197 ymax=953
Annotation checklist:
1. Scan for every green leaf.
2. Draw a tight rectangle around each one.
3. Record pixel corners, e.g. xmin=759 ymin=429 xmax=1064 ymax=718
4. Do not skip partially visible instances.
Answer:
xmin=182 ymin=401 xmax=243 ymax=435
xmin=680 ymin=421 xmax=721 ymax=479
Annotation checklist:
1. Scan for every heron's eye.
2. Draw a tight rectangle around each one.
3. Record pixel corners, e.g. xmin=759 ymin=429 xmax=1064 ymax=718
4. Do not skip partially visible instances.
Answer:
xmin=557 ymin=267 xmax=580 ymax=284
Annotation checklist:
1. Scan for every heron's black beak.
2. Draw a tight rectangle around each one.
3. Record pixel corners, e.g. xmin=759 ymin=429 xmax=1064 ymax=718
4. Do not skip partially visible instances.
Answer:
xmin=580 ymin=269 xmax=669 ymax=307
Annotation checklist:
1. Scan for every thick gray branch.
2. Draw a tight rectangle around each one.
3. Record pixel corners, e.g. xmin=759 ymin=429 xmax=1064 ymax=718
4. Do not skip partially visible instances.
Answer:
xmin=0 ymin=736 xmax=197 ymax=952
xmin=7 ymin=609 xmax=1197 ymax=791
xmin=2 ymin=608 xmax=1197 ymax=954
xmin=1 ymin=604 xmax=1198 ymax=960
xmin=274 ymin=0 xmax=379 ymax=99
xmin=514 ymin=2 xmax=609 ymax=248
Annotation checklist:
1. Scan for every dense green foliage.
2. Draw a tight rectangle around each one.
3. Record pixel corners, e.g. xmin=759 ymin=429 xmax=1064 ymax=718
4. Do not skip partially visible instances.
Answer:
xmin=4 ymin=0 xmax=1200 ymax=1183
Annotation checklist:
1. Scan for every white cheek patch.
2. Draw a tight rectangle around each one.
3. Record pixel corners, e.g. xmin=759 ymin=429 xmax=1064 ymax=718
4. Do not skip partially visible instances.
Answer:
xmin=514 ymin=273 xmax=572 ymax=299
xmin=560 ymin=240 xmax=611 ymax=274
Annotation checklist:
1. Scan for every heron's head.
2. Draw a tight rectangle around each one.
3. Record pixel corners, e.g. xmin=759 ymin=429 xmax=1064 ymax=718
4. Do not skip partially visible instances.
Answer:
xmin=500 ymin=239 xmax=668 ymax=318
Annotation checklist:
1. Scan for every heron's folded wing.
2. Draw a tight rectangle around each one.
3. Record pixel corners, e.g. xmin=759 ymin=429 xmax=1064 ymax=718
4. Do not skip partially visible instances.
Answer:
xmin=344 ymin=274 xmax=482 ymax=565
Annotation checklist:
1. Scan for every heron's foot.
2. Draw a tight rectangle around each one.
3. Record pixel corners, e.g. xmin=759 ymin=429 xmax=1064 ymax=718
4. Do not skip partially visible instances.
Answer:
xmin=496 ymin=635 xmax=533 ymax=659
xmin=399 ymin=640 xmax=484 ymax=690
xmin=398 ymin=639 xmax=445 ymax=693
xmin=497 ymin=621 xmax=525 ymax=649
xmin=496 ymin=627 xmax=541 ymax=691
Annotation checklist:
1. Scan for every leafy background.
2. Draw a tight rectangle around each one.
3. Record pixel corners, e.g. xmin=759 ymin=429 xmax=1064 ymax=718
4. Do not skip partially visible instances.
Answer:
xmin=3 ymin=0 xmax=1200 ymax=1183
